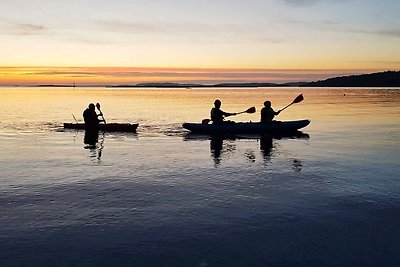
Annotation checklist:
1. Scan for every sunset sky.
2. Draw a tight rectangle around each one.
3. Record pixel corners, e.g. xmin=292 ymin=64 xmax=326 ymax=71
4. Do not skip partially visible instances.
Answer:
xmin=1 ymin=0 xmax=399 ymax=85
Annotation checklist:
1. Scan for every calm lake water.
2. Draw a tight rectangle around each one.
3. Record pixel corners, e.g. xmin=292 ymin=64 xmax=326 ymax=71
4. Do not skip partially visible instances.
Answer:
xmin=0 ymin=87 xmax=400 ymax=266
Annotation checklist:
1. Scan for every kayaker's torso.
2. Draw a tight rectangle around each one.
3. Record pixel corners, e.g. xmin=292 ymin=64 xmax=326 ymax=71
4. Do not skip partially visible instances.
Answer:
xmin=211 ymin=107 xmax=227 ymax=124
xmin=83 ymin=108 xmax=100 ymax=130
xmin=261 ymin=107 xmax=278 ymax=123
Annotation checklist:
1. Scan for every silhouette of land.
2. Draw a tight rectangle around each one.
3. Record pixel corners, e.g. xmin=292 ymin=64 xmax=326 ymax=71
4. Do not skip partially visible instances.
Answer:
xmin=37 ymin=84 xmax=77 ymax=87
xmin=109 ymin=82 xmax=301 ymax=88
xmin=302 ymin=71 xmax=400 ymax=87
xmin=110 ymin=71 xmax=400 ymax=88
xmin=32 ymin=70 xmax=400 ymax=88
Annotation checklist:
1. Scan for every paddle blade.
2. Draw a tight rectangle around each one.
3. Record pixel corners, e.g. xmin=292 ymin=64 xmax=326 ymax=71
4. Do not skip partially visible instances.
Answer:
xmin=202 ymin=119 xmax=211 ymax=124
xmin=246 ymin=106 xmax=256 ymax=113
xmin=280 ymin=94 xmax=304 ymax=112
xmin=292 ymin=94 xmax=304 ymax=104
xmin=96 ymin=103 xmax=101 ymax=110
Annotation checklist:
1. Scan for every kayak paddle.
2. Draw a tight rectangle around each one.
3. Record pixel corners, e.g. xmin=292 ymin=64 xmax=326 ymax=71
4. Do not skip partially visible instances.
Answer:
xmin=279 ymin=94 xmax=304 ymax=112
xmin=72 ymin=114 xmax=78 ymax=124
xmin=236 ymin=106 xmax=256 ymax=115
xmin=96 ymin=102 xmax=106 ymax=124
xmin=202 ymin=106 xmax=256 ymax=124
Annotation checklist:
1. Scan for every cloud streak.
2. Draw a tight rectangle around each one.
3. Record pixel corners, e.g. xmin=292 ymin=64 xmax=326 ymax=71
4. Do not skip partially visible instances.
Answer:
xmin=92 ymin=19 xmax=284 ymax=44
xmin=363 ymin=29 xmax=400 ymax=38
xmin=282 ymin=18 xmax=400 ymax=39
xmin=338 ymin=27 xmax=400 ymax=39
xmin=282 ymin=0 xmax=322 ymax=7
xmin=282 ymin=0 xmax=349 ymax=7
xmin=94 ymin=19 xmax=243 ymax=36
xmin=95 ymin=20 xmax=164 ymax=35
xmin=0 ymin=20 xmax=46 ymax=36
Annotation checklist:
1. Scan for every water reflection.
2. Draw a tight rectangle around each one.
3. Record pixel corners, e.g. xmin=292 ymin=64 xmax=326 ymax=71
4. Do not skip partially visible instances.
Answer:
xmin=209 ymin=134 xmax=274 ymax=166
xmin=184 ymin=131 xmax=309 ymax=167
xmin=260 ymin=134 xmax=274 ymax=159
xmin=292 ymin=159 xmax=303 ymax=172
xmin=84 ymin=131 xmax=104 ymax=161
xmin=210 ymin=135 xmax=236 ymax=165
xmin=84 ymin=131 xmax=99 ymax=148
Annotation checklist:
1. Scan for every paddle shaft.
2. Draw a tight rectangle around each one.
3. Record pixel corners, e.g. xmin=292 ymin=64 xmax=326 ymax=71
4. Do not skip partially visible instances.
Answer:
xmin=96 ymin=104 xmax=106 ymax=124
xmin=99 ymin=110 xmax=106 ymax=124
xmin=279 ymin=102 xmax=294 ymax=112
xmin=72 ymin=114 xmax=78 ymax=124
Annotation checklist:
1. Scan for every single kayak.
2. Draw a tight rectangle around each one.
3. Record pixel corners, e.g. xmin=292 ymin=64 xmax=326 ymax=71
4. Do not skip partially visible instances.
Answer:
xmin=182 ymin=120 xmax=310 ymax=134
xmin=64 ymin=123 xmax=139 ymax=132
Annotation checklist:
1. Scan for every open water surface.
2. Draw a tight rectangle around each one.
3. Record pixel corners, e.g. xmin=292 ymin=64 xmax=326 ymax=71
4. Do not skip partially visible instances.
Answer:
xmin=0 ymin=87 xmax=399 ymax=266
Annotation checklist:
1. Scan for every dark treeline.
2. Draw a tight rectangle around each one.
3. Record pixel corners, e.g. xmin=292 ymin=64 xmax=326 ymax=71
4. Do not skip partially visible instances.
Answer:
xmin=302 ymin=71 xmax=400 ymax=87
xmin=111 ymin=71 xmax=400 ymax=88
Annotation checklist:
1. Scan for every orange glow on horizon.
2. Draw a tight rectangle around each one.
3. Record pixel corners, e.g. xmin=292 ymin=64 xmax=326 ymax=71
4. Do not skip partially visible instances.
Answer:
xmin=0 ymin=66 xmax=391 ymax=86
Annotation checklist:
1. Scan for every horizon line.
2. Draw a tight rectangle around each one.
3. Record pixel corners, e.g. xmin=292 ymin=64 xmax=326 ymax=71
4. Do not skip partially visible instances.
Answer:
xmin=1 ymin=66 xmax=397 ymax=86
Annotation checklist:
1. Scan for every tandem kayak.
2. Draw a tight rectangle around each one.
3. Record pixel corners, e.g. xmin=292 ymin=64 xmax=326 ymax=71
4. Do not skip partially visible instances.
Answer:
xmin=64 ymin=123 xmax=139 ymax=132
xmin=182 ymin=120 xmax=310 ymax=134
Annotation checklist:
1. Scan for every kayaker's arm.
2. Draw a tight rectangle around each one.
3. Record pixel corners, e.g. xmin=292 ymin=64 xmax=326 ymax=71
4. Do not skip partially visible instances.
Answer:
xmin=96 ymin=113 xmax=105 ymax=123
xmin=223 ymin=111 xmax=237 ymax=117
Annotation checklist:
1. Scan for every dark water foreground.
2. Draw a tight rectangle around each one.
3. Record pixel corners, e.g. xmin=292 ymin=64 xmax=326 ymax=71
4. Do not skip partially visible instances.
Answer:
xmin=1 ymin=127 xmax=399 ymax=267
xmin=1 ymin=87 xmax=400 ymax=266
xmin=3 ymin=198 xmax=400 ymax=267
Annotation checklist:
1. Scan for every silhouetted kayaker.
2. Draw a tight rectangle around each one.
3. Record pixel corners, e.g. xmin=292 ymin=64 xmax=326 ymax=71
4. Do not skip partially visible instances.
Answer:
xmin=83 ymin=103 xmax=104 ymax=131
xmin=210 ymin=99 xmax=236 ymax=124
xmin=260 ymin=101 xmax=280 ymax=123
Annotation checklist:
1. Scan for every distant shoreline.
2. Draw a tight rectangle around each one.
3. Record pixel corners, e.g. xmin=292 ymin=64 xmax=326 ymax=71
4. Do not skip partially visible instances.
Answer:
xmin=107 ymin=82 xmax=307 ymax=88
xmin=3 ymin=70 xmax=400 ymax=88
xmin=109 ymin=71 xmax=400 ymax=88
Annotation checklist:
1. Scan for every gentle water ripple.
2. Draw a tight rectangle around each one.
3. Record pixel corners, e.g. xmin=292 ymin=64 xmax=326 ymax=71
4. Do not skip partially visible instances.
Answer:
xmin=1 ymin=88 xmax=400 ymax=266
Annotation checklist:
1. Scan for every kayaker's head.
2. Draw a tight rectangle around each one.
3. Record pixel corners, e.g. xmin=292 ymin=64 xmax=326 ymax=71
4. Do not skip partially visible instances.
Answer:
xmin=214 ymin=99 xmax=221 ymax=108
xmin=88 ymin=103 xmax=95 ymax=110
xmin=264 ymin=100 xmax=271 ymax=107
